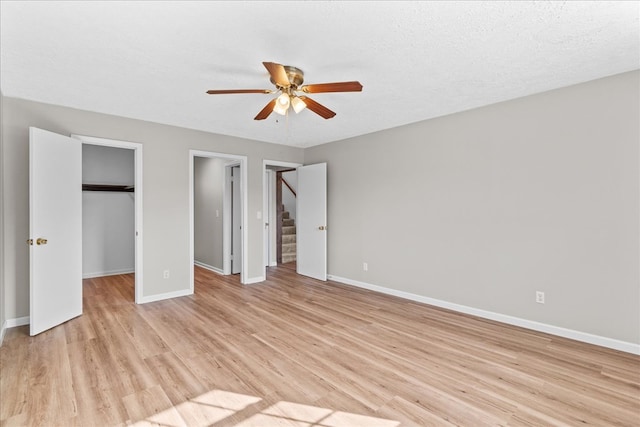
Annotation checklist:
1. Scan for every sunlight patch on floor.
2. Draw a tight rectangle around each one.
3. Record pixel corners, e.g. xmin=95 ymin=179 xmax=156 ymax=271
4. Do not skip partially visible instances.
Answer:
xmin=131 ymin=389 xmax=400 ymax=426
xmin=238 ymin=400 xmax=401 ymax=426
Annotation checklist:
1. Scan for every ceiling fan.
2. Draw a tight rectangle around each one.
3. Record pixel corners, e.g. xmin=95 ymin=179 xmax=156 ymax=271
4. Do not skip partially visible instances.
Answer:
xmin=206 ymin=62 xmax=363 ymax=120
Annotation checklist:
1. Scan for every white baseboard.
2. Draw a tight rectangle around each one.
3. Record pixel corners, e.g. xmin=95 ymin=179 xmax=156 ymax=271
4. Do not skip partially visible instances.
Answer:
xmin=0 ymin=320 xmax=6 ymax=346
xmin=194 ymin=261 xmax=224 ymax=275
xmin=0 ymin=316 xmax=31 ymax=346
xmin=6 ymin=316 xmax=30 ymax=328
xmin=1 ymin=315 xmax=30 ymax=345
xmin=327 ymin=275 xmax=640 ymax=356
xmin=194 ymin=262 xmax=263 ymax=284
xmin=83 ymin=268 xmax=135 ymax=279
xmin=137 ymin=289 xmax=192 ymax=304
xmin=244 ymin=276 xmax=265 ymax=285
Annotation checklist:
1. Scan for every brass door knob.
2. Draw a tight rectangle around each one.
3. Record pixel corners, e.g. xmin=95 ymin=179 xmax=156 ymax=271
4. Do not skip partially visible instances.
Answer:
xmin=318 ymin=226 xmax=326 ymax=231
xmin=36 ymin=238 xmax=48 ymax=245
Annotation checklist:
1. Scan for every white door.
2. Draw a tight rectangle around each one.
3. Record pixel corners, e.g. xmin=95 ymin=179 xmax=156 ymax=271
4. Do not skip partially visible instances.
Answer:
xmin=29 ymin=127 xmax=83 ymax=335
xmin=296 ymin=163 xmax=327 ymax=281
xmin=231 ymin=166 xmax=242 ymax=274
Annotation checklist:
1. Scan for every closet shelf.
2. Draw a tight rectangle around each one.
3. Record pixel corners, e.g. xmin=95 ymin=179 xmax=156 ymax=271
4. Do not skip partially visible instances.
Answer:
xmin=82 ymin=184 xmax=134 ymax=192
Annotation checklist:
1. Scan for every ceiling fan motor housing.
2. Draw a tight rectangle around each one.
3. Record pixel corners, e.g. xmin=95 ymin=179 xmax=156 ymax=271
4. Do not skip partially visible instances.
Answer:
xmin=271 ymin=66 xmax=305 ymax=89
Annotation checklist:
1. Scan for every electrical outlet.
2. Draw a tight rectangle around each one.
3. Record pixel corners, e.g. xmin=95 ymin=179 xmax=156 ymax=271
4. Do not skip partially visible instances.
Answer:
xmin=536 ymin=291 xmax=545 ymax=304
xmin=163 ymin=270 xmax=170 ymax=279
xmin=363 ymin=262 xmax=368 ymax=271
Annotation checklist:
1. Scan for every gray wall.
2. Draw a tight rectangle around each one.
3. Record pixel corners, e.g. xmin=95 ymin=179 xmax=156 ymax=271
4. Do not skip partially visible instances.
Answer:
xmin=282 ymin=170 xmax=297 ymax=220
xmin=0 ymin=91 xmax=5 ymax=336
xmin=82 ymin=144 xmax=135 ymax=277
xmin=305 ymin=71 xmax=639 ymax=345
xmin=1 ymin=97 xmax=304 ymax=319
xmin=194 ymin=157 xmax=224 ymax=271
xmin=2 ymin=71 xmax=638 ymax=347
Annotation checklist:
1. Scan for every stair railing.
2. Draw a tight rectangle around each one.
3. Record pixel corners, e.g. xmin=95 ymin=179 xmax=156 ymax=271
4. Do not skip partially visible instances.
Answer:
xmin=282 ymin=177 xmax=296 ymax=197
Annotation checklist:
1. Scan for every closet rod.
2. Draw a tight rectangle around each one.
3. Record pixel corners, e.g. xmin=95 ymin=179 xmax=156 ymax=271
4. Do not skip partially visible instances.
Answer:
xmin=82 ymin=184 xmax=134 ymax=192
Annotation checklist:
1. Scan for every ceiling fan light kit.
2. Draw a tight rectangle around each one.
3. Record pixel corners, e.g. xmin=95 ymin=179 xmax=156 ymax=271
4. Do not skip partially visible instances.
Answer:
xmin=291 ymin=96 xmax=307 ymax=113
xmin=206 ymin=62 xmax=363 ymax=120
xmin=274 ymin=92 xmax=291 ymax=115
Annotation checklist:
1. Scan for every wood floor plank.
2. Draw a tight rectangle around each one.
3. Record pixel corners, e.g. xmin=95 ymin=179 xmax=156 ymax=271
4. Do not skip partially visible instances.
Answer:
xmin=111 ymin=305 xmax=171 ymax=359
xmin=179 ymin=352 xmax=254 ymax=396
xmin=144 ymin=351 xmax=208 ymax=405
xmin=122 ymin=384 xmax=186 ymax=426
xmin=87 ymin=305 xmax=158 ymax=395
xmin=376 ymin=395 xmax=457 ymax=427
xmin=62 ymin=310 xmax=97 ymax=344
xmin=1 ymin=266 xmax=638 ymax=426
xmin=22 ymin=326 xmax=77 ymax=426
xmin=0 ymin=327 xmax=31 ymax=422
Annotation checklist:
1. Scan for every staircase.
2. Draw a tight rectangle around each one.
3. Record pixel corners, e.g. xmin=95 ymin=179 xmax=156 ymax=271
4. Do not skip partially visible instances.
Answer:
xmin=281 ymin=210 xmax=297 ymax=264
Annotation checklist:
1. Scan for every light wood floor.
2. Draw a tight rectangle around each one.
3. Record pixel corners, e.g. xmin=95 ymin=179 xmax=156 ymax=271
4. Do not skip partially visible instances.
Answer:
xmin=1 ymin=266 xmax=639 ymax=426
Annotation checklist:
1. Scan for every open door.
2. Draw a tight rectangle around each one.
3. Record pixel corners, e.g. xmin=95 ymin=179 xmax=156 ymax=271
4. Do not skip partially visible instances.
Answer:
xmin=29 ymin=127 xmax=83 ymax=335
xmin=296 ymin=163 xmax=327 ymax=281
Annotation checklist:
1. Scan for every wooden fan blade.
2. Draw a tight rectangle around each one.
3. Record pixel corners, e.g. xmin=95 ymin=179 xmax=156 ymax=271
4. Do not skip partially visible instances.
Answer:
xmin=299 ymin=96 xmax=336 ymax=119
xmin=254 ymin=99 xmax=277 ymax=120
xmin=263 ymin=62 xmax=290 ymax=87
xmin=300 ymin=81 xmax=363 ymax=93
xmin=207 ymin=89 xmax=272 ymax=95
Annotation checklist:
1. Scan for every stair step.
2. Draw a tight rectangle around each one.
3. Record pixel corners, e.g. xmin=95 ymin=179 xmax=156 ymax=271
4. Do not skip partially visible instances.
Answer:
xmin=282 ymin=243 xmax=297 ymax=254
xmin=281 ymin=207 xmax=296 ymax=263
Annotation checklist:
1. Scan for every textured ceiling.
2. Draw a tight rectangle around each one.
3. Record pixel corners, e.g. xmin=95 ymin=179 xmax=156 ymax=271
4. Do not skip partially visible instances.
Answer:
xmin=1 ymin=1 xmax=638 ymax=148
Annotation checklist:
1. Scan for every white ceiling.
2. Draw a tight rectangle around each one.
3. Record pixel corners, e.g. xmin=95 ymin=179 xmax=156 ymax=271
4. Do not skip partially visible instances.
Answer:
xmin=1 ymin=1 xmax=638 ymax=148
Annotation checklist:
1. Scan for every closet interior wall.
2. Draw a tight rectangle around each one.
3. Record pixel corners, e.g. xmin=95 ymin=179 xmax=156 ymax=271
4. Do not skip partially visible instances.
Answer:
xmin=82 ymin=144 xmax=135 ymax=278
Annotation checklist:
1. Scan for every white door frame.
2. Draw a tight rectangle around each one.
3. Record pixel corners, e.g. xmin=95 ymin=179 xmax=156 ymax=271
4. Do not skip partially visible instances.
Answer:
xmin=71 ymin=134 xmax=144 ymax=303
xmin=224 ymin=162 xmax=242 ymax=275
xmin=190 ymin=151 xmax=248 ymax=287
xmin=264 ymin=169 xmax=275 ymax=267
xmin=262 ymin=160 xmax=302 ymax=276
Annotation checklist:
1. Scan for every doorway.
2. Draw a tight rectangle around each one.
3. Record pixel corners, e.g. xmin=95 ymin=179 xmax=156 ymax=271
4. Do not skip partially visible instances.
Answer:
xmin=263 ymin=160 xmax=302 ymax=271
xmin=81 ymin=145 xmax=134 ymax=278
xmin=190 ymin=150 xmax=248 ymax=288
xmin=71 ymin=134 xmax=144 ymax=302
xmin=263 ymin=161 xmax=328 ymax=281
